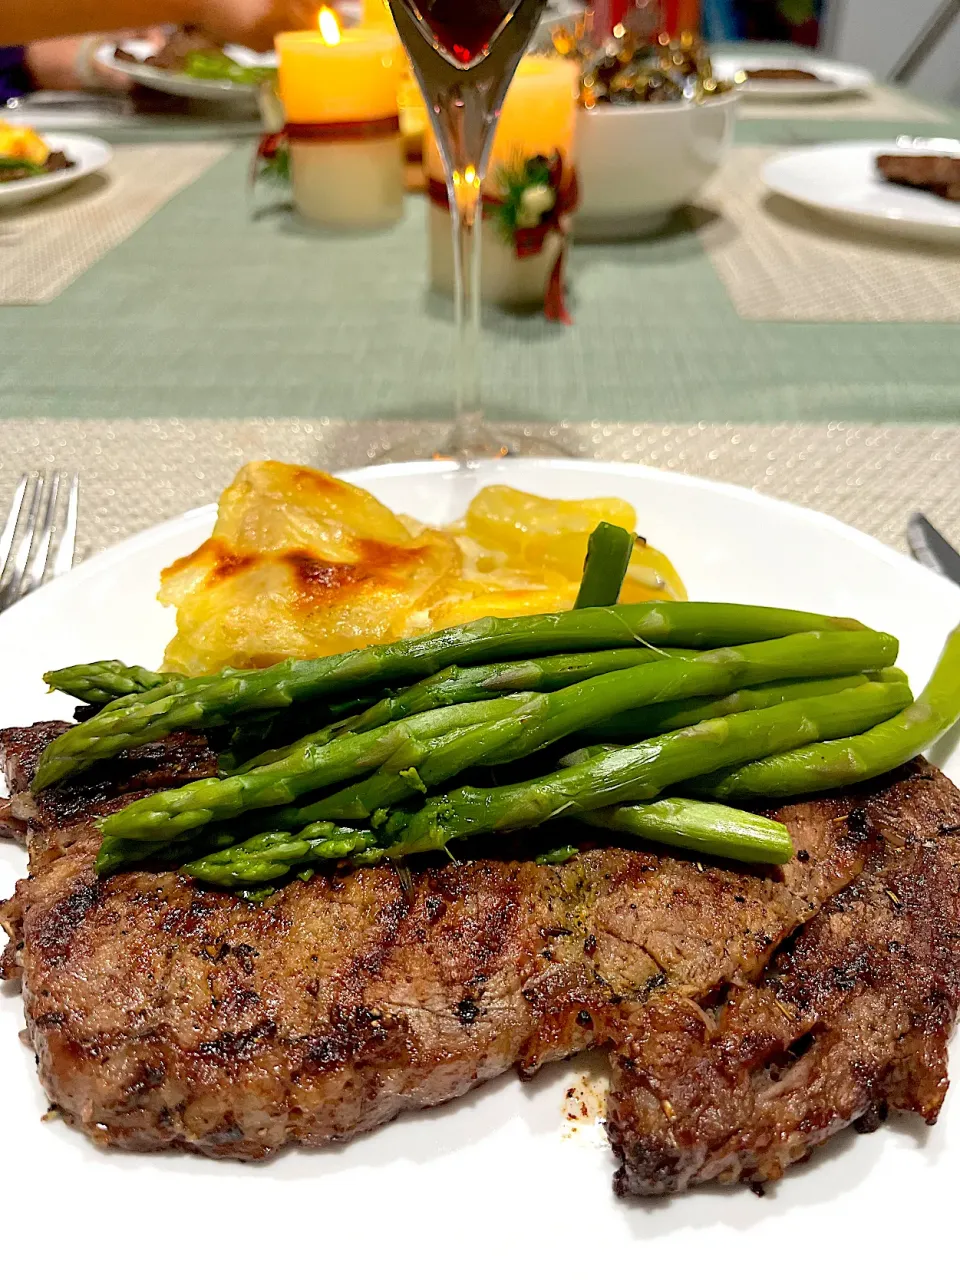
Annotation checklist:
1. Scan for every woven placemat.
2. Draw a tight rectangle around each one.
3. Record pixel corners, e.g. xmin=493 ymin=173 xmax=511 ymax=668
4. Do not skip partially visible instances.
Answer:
xmin=697 ymin=146 xmax=960 ymax=323
xmin=0 ymin=142 xmax=230 ymax=305
xmin=0 ymin=419 xmax=956 ymax=561
xmin=735 ymin=82 xmax=948 ymax=123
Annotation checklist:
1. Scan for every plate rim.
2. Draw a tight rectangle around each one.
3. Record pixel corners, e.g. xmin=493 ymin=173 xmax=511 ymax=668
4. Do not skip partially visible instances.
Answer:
xmin=2 ymin=456 xmax=957 ymax=637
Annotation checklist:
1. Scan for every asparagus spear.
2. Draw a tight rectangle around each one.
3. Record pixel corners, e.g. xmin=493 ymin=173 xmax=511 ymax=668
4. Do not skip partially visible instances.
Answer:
xmin=380 ymin=680 xmax=913 ymax=856
xmin=175 ymin=795 xmax=792 ymax=890
xmin=32 ymin=602 xmax=867 ymax=790
xmin=97 ymin=694 xmax=538 ymax=854
xmin=234 ymin=647 xmax=694 ymax=774
xmin=692 ymin=624 xmax=960 ymax=800
xmin=254 ymin=631 xmax=897 ymax=825
xmin=44 ymin=660 xmax=173 ymax=705
xmin=574 ymin=522 xmax=636 ymax=609
xmin=579 ymin=798 xmax=794 ymax=865
xmin=178 ymin=821 xmax=377 ymax=889
xmin=582 ymin=669 xmax=908 ymax=742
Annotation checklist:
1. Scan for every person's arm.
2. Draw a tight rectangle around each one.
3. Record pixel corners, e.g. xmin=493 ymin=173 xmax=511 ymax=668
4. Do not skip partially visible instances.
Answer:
xmin=2 ymin=2 xmax=189 ymax=45
xmin=22 ymin=36 xmax=134 ymax=92
xmin=1 ymin=0 xmax=318 ymax=51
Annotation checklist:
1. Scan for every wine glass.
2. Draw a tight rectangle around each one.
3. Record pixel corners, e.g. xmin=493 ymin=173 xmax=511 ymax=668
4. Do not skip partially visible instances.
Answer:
xmin=386 ymin=0 xmax=551 ymax=457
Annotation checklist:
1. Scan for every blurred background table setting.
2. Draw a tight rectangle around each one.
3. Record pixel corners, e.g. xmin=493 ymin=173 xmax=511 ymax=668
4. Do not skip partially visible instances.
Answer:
xmin=1 ymin=0 xmax=959 ymax=542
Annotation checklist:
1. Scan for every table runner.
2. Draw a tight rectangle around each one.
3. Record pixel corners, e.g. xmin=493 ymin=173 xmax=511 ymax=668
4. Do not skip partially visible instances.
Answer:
xmin=0 ymin=142 xmax=230 ymax=305
xmin=0 ymin=419 xmax=955 ymax=562
xmin=697 ymin=146 xmax=960 ymax=324
xmin=2 ymin=100 xmax=960 ymax=425
xmin=735 ymin=82 xmax=948 ymax=124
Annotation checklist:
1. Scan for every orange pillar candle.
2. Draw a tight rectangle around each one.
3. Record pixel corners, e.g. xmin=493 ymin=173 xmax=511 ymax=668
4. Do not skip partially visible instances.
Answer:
xmin=426 ymin=56 xmax=578 ymax=308
xmin=276 ymin=14 xmax=404 ymax=230
xmin=361 ymin=0 xmax=397 ymax=30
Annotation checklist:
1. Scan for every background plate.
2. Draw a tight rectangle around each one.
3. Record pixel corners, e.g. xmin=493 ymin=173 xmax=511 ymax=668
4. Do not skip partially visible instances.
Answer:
xmin=0 ymin=132 xmax=112 ymax=208
xmin=2 ymin=458 xmax=959 ymax=1279
xmin=95 ymin=41 xmax=263 ymax=100
xmin=763 ymin=138 xmax=960 ymax=243
xmin=712 ymin=52 xmax=874 ymax=100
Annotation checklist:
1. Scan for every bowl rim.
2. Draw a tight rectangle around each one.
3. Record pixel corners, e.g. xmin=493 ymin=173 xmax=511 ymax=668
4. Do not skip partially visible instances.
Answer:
xmin=576 ymin=89 xmax=737 ymax=118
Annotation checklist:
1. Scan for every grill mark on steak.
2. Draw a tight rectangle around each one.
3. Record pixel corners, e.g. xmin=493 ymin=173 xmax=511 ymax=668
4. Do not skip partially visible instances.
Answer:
xmin=3 ymin=722 xmax=960 ymax=1184
xmin=607 ymin=759 xmax=960 ymax=1194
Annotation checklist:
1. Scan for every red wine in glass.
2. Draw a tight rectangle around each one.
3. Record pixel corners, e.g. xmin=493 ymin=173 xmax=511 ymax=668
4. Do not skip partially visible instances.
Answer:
xmin=387 ymin=0 xmax=550 ymax=455
xmin=415 ymin=0 xmax=519 ymax=65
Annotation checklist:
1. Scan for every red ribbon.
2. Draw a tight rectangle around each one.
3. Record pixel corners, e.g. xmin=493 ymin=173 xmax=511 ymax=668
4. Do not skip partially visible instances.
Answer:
xmin=284 ymin=116 xmax=400 ymax=142
xmin=427 ymin=153 xmax=578 ymax=324
xmin=252 ymin=116 xmax=401 ymax=189
xmin=251 ymin=130 xmax=285 ymax=188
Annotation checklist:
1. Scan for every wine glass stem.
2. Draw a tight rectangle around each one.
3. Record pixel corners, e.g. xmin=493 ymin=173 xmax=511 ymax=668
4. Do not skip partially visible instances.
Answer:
xmin=450 ymin=179 xmax=483 ymax=453
xmin=384 ymin=0 xmax=550 ymax=456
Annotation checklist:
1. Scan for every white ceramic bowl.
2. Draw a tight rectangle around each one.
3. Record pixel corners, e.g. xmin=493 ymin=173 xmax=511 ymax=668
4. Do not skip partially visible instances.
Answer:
xmin=574 ymin=91 xmax=737 ymax=239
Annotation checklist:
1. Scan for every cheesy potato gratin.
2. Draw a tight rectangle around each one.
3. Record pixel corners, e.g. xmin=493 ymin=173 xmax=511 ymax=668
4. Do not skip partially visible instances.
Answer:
xmin=159 ymin=461 xmax=686 ymax=675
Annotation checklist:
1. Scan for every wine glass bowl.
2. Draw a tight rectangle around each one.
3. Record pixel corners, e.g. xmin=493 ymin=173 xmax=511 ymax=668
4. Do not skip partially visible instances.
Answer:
xmin=403 ymin=0 xmax=526 ymax=68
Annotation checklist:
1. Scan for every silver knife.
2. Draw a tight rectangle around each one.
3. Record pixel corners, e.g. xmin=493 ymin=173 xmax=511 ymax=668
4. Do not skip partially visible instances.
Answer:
xmin=907 ymin=513 xmax=960 ymax=586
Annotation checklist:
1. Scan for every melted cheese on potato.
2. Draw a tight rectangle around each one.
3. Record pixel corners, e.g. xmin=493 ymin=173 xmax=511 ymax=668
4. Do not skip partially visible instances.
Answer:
xmin=159 ymin=462 xmax=686 ymax=674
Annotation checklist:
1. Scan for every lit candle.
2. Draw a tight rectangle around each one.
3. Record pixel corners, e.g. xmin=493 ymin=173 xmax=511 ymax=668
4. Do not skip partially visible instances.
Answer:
xmin=427 ymin=56 xmax=578 ymax=312
xmin=275 ymin=10 xmax=404 ymax=230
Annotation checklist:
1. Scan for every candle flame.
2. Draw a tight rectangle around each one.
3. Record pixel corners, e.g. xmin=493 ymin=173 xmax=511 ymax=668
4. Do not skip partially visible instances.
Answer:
xmin=317 ymin=7 xmax=341 ymax=44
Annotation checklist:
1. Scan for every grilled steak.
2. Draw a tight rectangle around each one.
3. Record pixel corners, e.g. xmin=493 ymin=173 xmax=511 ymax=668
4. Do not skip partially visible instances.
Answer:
xmin=745 ymin=68 xmax=822 ymax=81
xmin=1 ymin=721 xmax=866 ymax=1162
xmin=607 ymin=759 xmax=960 ymax=1194
xmin=876 ymin=153 xmax=960 ymax=202
xmin=113 ymin=26 xmax=222 ymax=73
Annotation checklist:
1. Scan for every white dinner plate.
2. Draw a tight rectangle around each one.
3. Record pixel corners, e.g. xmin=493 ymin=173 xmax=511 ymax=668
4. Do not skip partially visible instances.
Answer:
xmin=95 ymin=40 xmax=272 ymax=101
xmin=712 ymin=51 xmax=874 ymax=100
xmin=0 ymin=132 xmax=112 ymax=209
xmin=763 ymin=137 xmax=960 ymax=244
xmin=2 ymin=457 xmax=960 ymax=1279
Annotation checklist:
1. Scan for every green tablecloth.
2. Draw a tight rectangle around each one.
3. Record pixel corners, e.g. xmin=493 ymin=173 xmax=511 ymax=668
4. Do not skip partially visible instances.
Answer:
xmin=1 ymin=96 xmax=958 ymax=425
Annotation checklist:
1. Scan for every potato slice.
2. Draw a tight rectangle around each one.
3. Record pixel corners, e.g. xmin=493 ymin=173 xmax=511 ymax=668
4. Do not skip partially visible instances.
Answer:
xmin=461 ymin=485 xmax=686 ymax=603
xmin=0 ymin=125 xmax=50 ymax=165
xmin=159 ymin=463 xmax=460 ymax=673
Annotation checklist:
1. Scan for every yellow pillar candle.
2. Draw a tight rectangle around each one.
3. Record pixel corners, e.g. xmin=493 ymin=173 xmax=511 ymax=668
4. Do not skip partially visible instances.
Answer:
xmin=427 ymin=56 xmax=578 ymax=308
xmin=361 ymin=0 xmax=397 ymax=31
xmin=276 ymin=15 xmax=404 ymax=230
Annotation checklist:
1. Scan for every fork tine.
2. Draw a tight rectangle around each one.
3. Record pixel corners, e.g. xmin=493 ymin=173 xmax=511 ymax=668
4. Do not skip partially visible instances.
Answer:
xmin=51 ymin=472 xmax=79 ymax=579
xmin=1 ymin=474 xmax=43 ymax=609
xmin=0 ymin=474 xmax=29 ymax=583
xmin=21 ymin=472 xmax=60 ymax=597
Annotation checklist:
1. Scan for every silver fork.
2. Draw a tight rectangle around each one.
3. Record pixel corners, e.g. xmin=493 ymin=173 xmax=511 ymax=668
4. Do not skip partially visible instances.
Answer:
xmin=0 ymin=472 xmax=79 ymax=612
